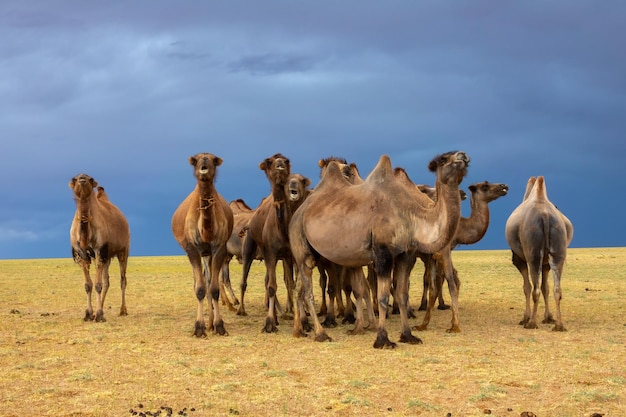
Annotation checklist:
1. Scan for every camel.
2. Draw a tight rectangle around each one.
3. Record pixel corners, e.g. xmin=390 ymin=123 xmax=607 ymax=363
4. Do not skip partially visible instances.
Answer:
xmin=69 ymin=174 xmax=130 ymax=322
xmin=171 ymin=153 xmax=234 ymax=337
xmin=218 ymin=198 xmax=261 ymax=311
xmin=416 ymin=181 xmax=507 ymax=311
xmin=237 ymin=153 xmax=311 ymax=334
xmin=505 ymin=176 xmax=573 ymax=331
xmin=289 ymin=151 xmax=469 ymax=348
xmin=414 ymin=180 xmax=509 ymax=332
xmin=315 ymin=157 xmax=376 ymax=333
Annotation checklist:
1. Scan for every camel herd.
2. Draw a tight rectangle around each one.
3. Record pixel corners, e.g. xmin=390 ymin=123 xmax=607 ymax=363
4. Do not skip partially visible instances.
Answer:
xmin=69 ymin=151 xmax=574 ymax=348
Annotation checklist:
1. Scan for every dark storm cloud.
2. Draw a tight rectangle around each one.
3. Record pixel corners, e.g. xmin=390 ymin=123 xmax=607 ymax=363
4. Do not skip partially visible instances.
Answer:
xmin=0 ymin=0 xmax=625 ymax=259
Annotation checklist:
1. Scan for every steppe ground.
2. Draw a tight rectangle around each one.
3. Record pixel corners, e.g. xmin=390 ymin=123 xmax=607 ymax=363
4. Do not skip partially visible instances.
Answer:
xmin=0 ymin=247 xmax=624 ymax=417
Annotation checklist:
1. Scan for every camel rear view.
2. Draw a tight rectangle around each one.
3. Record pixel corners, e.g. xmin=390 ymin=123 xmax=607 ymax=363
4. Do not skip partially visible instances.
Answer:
xmin=505 ymin=176 xmax=574 ymax=331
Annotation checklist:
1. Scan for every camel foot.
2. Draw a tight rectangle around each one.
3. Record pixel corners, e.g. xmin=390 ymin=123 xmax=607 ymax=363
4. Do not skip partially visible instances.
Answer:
xmin=301 ymin=318 xmax=314 ymax=333
xmin=391 ymin=304 xmax=400 ymax=315
xmin=407 ymin=307 xmax=416 ymax=319
xmin=321 ymin=316 xmax=337 ymax=328
xmin=318 ymin=306 xmax=327 ymax=316
xmin=347 ymin=326 xmax=366 ymax=336
xmin=314 ymin=332 xmax=332 ymax=342
xmin=119 ymin=307 xmax=128 ymax=316
xmin=236 ymin=308 xmax=247 ymax=317
xmin=412 ymin=324 xmax=428 ymax=331
xmin=542 ymin=315 xmax=556 ymax=324
xmin=373 ymin=334 xmax=397 ymax=349
xmin=213 ymin=320 xmax=228 ymax=336
xmin=293 ymin=328 xmax=308 ymax=338
xmin=417 ymin=302 xmax=427 ymax=311
xmin=552 ymin=324 xmax=567 ymax=332
xmin=437 ymin=304 xmax=451 ymax=310
xmin=262 ymin=317 xmax=278 ymax=333
xmin=523 ymin=322 xmax=539 ymax=330
xmin=342 ymin=313 xmax=356 ymax=325
xmin=94 ymin=311 xmax=106 ymax=322
xmin=399 ymin=331 xmax=423 ymax=345
xmin=519 ymin=317 xmax=530 ymax=326
xmin=84 ymin=310 xmax=94 ymax=321
xmin=193 ymin=322 xmax=207 ymax=338
xmin=446 ymin=326 xmax=461 ymax=333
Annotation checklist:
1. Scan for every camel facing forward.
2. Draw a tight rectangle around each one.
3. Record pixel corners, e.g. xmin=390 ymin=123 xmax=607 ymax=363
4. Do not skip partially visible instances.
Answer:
xmin=69 ymin=174 xmax=130 ymax=322
xmin=171 ymin=153 xmax=234 ymax=337
xmin=505 ymin=176 xmax=573 ymax=331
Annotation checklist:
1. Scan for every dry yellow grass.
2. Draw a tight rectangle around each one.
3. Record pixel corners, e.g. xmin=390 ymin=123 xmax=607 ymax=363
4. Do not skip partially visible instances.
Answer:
xmin=0 ymin=248 xmax=624 ymax=417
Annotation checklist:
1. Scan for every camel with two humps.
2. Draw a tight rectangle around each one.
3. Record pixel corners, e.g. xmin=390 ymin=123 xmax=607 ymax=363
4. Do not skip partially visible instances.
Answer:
xmin=289 ymin=151 xmax=469 ymax=348
xmin=171 ymin=153 xmax=234 ymax=337
xmin=505 ymin=176 xmax=573 ymax=331
xmin=69 ymin=174 xmax=130 ymax=322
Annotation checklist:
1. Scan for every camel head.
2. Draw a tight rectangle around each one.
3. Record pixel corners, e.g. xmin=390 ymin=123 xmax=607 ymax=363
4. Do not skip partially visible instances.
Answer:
xmin=427 ymin=151 xmax=470 ymax=187
xmin=319 ymin=157 xmax=363 ymax=184
xmin=69 ymin=173 xmax=98 ymax=200
xmin=260 ymin=153 xmax=291 ymax=186
xmin=285 ymin=173 xmax=311 ymax=204
xmin=468 ymin=181 xmax=509 ymax=203
xmin=189 ymin=153 xmax=222 ymax=182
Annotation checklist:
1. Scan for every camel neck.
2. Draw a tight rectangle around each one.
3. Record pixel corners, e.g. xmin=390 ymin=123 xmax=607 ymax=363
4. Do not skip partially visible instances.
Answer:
xmin=455 ymin=194 xmax=490 ymax=245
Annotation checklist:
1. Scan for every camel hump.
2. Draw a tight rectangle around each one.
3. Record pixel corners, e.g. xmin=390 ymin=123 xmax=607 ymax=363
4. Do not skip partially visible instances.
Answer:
xmin=527 ymin=175 xmax=549 ymax=202
xmin=365 ymin=154 xmax=393 ymax=184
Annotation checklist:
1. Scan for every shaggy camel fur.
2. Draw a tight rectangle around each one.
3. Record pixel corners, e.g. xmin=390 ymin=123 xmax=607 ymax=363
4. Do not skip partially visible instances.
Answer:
xmin=414 ymin=181 xmax=508 ymax=332
xmin=238 ymin=154 xmax=311 ymax=334
xmin=69 ymin=174 xmax=130 ymax=322
xmin=415 ymin=181 xmax=506 ymax=311
xmin=171 ymin=153 xmax=234 ymax=337
xmin=290 ymin=151 xmax=469 ymax=348
xmin=505 ymin=176 xmax=573 ymax=331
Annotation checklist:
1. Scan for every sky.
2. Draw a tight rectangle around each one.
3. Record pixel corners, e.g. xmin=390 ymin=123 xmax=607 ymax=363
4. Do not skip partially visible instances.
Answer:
xmin=1 ymin=1 xmax=625 ymax=260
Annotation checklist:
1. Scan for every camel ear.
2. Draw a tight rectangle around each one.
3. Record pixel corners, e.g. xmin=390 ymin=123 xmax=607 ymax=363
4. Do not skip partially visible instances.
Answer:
xmin=259 ymin=159 xmax=269 ymax=171
xmin=68 ymin=178 xmax=75 ymax=188
xmin=318 ymin=159 xmax=326 ymax=168
xmin=303 ymin=177 xmax=311 ymax=188
xmin=91 ymin=178 xmax=98 ymax=188
xmin=213 ymin=156 xmax=223 ymax=167
xmin=189 ymin=156 xmax=197 ymax=166
xmin=468 ymin=184 xmax=477 ymax=193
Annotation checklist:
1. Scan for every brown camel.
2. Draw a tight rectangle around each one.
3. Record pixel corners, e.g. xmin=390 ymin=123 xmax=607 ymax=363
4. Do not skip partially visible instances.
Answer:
xmin=171 ymin=153 xmax=234 ymax=337
xmin=69 ymin=174 xmax=130 ymax=322
xmin=289 ymin=151 xmax=469 ymax=348
xmin=505 ymin=176 xmax=573 ymax=331
xmin=416 ymin=181 xmax=508 ymax=311
xmin=237 ymin=153 xmax=311 ymax=334
xmin=218 ymin=198 xmax=261 ymax=311
xmin=315 ymin=157 xmax=376 ymax=334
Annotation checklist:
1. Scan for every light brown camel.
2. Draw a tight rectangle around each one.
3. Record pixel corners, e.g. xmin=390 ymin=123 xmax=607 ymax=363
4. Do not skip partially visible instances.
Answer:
xmin=416 ymin=181 xmax=508 ymax=311
xmin=289 ymin=151 xmax=469 ymax=348
xmin=69 ymin=174 xmax=130 ymax=322
xmin=315 ymin=157 xmax=376 ymax=334
xmin=237 ymin=153 xmax=311 ymax=334
xmin=218 ymin=198 xmax=261 ymax=311
xmin=171 ymin=153 xmax=234 ymax=337
xmin=505 ymin=176 xmax=573 ymax=331
xmin=414 ymin=180 xmax=509 ymax=332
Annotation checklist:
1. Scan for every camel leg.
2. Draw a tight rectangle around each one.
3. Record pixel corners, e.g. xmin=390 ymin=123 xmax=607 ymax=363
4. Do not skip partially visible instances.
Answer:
xmin=524 ymin=250 xmax=543 ymax=329
xmin=413 ymin=255 xmax=437 ymax=331
xmin=418 ymin=267 xmax=429 ymax=311
xmin=118 ymin=250 xmax=128 ymax=316
xmin=347 ymin=268 xmax=367 ymax=335
xmin=372 ymin=245 xmax=396 ymax=349
xmin=438 ymin=249 xmax=461 ymax=333
xmin=341 ymin=268 xmax=356 ymax=324
xmin=321 ymin=264 xmax=339 ymax=328
xmin=395 ymin=254 xmax=422 ymax=344
xmin=367 ymin=265 xmax=378 ymax=316
xmin=186 ymin=249 xmax=207 ymax=337
xmin=219 ymin=260 xmax=238 ymax=311
xmin=361 ymin=269 xmax=377 ymax=330
xmin=75 ymin=251 xmax=94 ymax=321
xmin=207 ymin=250 xmax=228 ymax=336
xmin=317 ymin=265 xmax=328 ymax=316
xmin=94 ymin=250 xmax=111 ymax=323
xmin=511 ymin=252 xmax=533 ymax=327
xmin=549 ymin=255 xmax=567 ymax=332
xmin=262 ymin=254 xmax=280 ymax=334
xmin=237 ymin=236 xmax=257 ymax=316
xmin=282 ymin=259 xmax=295 ymax=318
xmin=540 ymin=264 xmax=555 ymax=324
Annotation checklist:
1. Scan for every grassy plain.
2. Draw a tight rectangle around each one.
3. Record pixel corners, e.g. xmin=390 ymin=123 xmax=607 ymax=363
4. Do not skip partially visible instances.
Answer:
xmin=0 ymin=248 xmax=624 ymax=417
